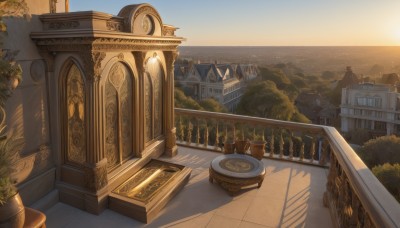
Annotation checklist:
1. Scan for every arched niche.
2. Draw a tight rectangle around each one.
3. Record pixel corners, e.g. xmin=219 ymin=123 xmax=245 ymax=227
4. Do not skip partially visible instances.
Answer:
xmin=104 ymin=62 xmax=135 ymax=170
xmin=144 ymin=56 xmax=165 ymax=145
xmin=61 ymin=59 xmax=87 ymax=166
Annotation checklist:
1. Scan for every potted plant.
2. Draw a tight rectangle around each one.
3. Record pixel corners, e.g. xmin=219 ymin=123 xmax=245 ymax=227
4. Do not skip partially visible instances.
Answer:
xmin=250 ymin=134 xmax=267 ymax=160
xmin=234 ymin=128 xmax=250 ymax=154
xmin=0 ymin=50 xmax=25 ymax=227
xmin=0 ymin=124 xmax=25 ymax=227
xmin=223 ymin=136 xmax=236 ymax=154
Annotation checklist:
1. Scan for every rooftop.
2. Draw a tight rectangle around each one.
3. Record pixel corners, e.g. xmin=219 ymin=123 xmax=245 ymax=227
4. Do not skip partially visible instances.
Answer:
xmin=44 ymin=146 xmax=332 ymax=227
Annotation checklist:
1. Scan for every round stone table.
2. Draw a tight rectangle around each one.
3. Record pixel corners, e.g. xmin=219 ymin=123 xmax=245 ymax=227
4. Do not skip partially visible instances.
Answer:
xmin=209 ymin=154 xmax=266 ymax=195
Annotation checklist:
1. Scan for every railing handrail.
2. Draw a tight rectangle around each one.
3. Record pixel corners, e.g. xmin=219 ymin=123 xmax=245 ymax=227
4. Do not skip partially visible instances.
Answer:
xmin=175 ymin=108 xmax=325 ymax=135
xmin=324 ymin=126 xmax=400 ymax=228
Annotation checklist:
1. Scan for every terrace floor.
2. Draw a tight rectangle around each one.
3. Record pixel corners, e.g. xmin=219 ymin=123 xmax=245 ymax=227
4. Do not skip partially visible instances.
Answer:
xmin=44 ymin=147 xmax=333 ymax=228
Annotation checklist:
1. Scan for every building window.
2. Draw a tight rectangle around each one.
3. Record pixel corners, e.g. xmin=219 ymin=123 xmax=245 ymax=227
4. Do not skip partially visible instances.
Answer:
xmin=375 ymin=121 xmax=387 ymax=131
xmin=354 ymin=109 xmax=362 ymax=115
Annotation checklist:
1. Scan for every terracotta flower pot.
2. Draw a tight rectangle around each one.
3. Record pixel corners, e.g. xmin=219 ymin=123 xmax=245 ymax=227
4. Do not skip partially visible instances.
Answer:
xmin=250 ymin=141 xmax=267 ymax=160
xmin=235 ymin=140 xmax=250 ymax=154
xmin=0 ymin=193 xmax=25 ymax=228
xmin=223 ymin=141 xmax=235 ymax=154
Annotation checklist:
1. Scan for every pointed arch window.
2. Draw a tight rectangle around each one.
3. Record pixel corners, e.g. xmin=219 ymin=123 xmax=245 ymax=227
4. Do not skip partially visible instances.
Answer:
xmin=105 ymin=62 xmax=133 ymax=170
xmin=144 ymin=59 xmax=164 ymax=143
xmin=66 ymin=63 xmax=86 ymax=164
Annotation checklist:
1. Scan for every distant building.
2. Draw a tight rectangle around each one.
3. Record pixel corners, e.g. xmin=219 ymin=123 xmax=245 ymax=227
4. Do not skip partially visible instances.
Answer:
xmin=340 ymin=83 xmax=400 ymax=136
xmin=337 ymin=66 xmax=360 ymax=89
xmin=175 ymin=62 xmax=258 ymax=112
xmin=295 ymin=91 xmax=337 ymax=126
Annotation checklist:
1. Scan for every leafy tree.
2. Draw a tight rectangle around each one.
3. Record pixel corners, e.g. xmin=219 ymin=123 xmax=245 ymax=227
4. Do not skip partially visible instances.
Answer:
xmin=372 ymin=163 xmax=400 ymax=202
xmin=289 ymin=75 xmax=307 ymax=89
xmin=174 ymin=87 xmax=202 ymax=110
xmin=237 ymin=81 xmax=295 ymax=121
xmin=291 ymin=112 xmax=311 ymax=123
xmin=358 ymin=135 xmax=400 ymax=168
xmin=198 ymin=98 xmax=227 ymax=113
xmin=259 ymin=67 xmax=290 ymax=89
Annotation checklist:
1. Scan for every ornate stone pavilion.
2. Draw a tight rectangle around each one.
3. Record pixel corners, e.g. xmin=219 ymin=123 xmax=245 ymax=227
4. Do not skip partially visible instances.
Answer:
xmin=4 ymin=0 xmax=188 ymax=221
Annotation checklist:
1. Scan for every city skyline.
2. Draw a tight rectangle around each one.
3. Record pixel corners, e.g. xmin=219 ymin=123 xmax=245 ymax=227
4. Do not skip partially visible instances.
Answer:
xmin=70 ymin=0 xmax=400 ymax=46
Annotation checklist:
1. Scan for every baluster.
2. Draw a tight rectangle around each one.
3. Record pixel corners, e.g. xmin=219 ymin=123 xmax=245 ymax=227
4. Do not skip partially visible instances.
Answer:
xmin=214 ymin=124 xmax=219 ymax=150
xmin=319 ymin=138 xmax=328 ymax=165
xmin=196 ymin=121 xmax=200 ymax=146
xmin=310 ymin=136 xmax=315 ymax=163
xmin=179 ymin=117 xmax=185 ymax=142
xmin=279 ymin=132 xmax=284 ymax=158
xmin=233 ymin=125 xmax=236 ymax=141
xmin=300 ymin=143 xmax=305 ymax=161
xmin=204 ymin=125 xmax=209 ymax=148
xmin=186 ymin=121 xmax=192 ymax=145
xmin=269 ymin=130 xmax=275 ymax=158
xmin=224 ymin=123 xmax=228 ymax=143
xmin=289 ymin=132 xmax=294 ymax=160
xmin=262 ymin=130 xmax=265 ymax=141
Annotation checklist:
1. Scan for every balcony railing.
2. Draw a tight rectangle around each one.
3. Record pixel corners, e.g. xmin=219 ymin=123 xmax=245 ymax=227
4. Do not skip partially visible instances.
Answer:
xmin=175 ymin=108 xmax=400 ymax=228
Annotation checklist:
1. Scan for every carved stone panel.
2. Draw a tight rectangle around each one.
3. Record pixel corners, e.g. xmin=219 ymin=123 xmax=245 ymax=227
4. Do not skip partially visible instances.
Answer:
xmin=105 ymin=79 xmax=119 ymax=169
xmin=120 ymin=72 xmax=133 ymax=160
xmin=144 ymin=59 xmax=164 ymax=143
xmin=105 ymin=62 xmax=134 ymax=170
xmin=153 ymin=66 xmax=163 ymax=138
xmin=144 ymin=73 xmax=152 ymax=143
xmin=66 ymin=64 xmax=86 ymax=164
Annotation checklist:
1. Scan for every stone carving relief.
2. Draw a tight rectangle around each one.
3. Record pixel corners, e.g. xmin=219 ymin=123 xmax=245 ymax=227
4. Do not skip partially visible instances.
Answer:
xmin=81 ymin=51 xmax=106 ymax=81
xmin=105 ymin=62 xmax=133 ymax=170
xmin=30 ymin=59 xmax=46 ymax=83
xmin=84 ymin=162 xmax=108 ymax=191
xmin=49 ymin=0 xmax=57 ymax=13
xmin=144 ymin=59 xmax=164 ymax=143
xmin=144 ymin=73 xmax=152 ymax=143
xmin=106 ymin=20 xmax=123 ymax=32
xmin=120 ymin=72 xmax=133 ymax=160
xmin=48 ymin=21 xmax=79 ymax=30
xmin=66 ymin=63 xmax=86 ymax=164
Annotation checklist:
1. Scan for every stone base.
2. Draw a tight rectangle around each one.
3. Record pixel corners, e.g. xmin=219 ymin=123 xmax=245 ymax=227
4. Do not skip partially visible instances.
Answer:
xmin=109 ymin=160 xmax=191 ymax=223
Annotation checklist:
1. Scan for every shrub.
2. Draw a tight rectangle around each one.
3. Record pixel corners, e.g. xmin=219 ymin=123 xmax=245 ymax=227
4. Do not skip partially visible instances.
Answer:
xmin=372 ymin=163 xmax=400 ymax=202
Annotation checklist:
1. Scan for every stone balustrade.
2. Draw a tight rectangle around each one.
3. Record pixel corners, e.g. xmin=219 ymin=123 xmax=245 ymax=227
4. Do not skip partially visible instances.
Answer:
xmin=175 ymin=108 xmax=400 ymax=228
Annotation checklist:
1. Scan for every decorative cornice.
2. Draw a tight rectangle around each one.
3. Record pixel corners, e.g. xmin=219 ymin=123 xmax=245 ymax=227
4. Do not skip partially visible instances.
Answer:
xmin=31 ymin=36 xmax=182 ymax=52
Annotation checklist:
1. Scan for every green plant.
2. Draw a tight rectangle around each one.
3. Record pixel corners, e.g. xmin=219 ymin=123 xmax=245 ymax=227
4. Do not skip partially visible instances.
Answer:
xmin=0 ymin=134 xmax=24 ymax=205
xmin=372 ymin=163 xmax=400 ymax=203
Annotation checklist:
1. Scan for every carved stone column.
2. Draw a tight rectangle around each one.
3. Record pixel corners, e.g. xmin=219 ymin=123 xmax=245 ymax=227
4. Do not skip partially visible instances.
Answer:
xmin=80 ymin=50 xmax=108 ymax=192
xmin=133 ymin=51 xmax=146 ymax=157
xmin=163 ymin=51 xmax=178 ymax=157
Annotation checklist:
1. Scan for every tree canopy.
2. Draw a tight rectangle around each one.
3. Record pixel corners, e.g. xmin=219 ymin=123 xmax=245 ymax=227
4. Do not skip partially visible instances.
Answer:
xmin=372 ymin=163 xmax=400 ymax=202
xmin=174 ymin=87 xmax=202 ymax=110
xmin=237 ymin=80 xmax=309 ymax=123
xmin=259 ymin=67 xmax=290 ymax=89
xmin=198 ymin=98 xmax=227 ymax=113
xmin=358 ymin=135 xmax=400 ymax=168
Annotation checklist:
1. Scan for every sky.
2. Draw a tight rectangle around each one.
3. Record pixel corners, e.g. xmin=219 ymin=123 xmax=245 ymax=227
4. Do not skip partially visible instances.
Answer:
xmin=69 ymin=0 xmax=400 ymax=46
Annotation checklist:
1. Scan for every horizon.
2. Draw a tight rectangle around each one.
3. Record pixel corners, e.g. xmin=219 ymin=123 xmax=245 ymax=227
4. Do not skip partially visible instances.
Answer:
xmin=70 ymin=0 xmax=400 ymax=46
